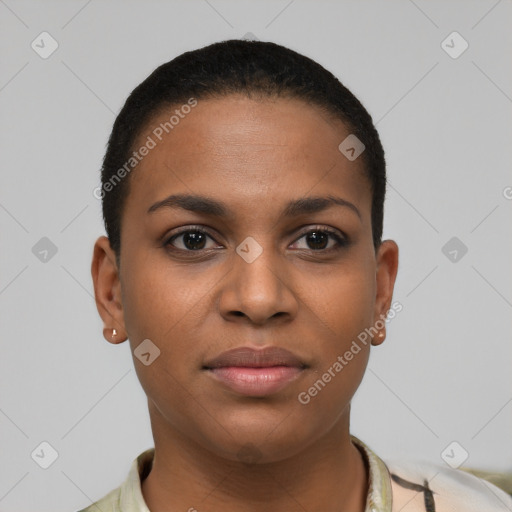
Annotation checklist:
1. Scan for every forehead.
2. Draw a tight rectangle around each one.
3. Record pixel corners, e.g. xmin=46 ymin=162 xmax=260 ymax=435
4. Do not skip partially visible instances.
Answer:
xmin=127 ymin=95 xmax=371 ymax=222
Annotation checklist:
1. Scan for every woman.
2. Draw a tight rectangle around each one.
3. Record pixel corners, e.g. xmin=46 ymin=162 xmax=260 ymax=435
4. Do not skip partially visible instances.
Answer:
xmin=85 ymin=39 xmax=511 ymax=511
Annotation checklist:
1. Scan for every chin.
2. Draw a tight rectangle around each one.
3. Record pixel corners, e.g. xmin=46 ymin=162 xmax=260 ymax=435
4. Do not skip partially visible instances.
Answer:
xmin=198 ymin=414 xmax=320 ymax=465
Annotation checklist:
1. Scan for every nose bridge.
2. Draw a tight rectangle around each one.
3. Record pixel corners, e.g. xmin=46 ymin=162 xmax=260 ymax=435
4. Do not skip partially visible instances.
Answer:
xmin=235 ymin=234 xmax=281 ymax=296
xmin=222 ymin=233 xmax=294 ymax=323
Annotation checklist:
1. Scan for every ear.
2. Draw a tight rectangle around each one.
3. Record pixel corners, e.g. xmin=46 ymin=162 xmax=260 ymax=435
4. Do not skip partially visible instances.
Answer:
xmin=371 ymin=240 xmax=399 ymax=346
xmin=91 ymin=236 xmax=127 ymax=344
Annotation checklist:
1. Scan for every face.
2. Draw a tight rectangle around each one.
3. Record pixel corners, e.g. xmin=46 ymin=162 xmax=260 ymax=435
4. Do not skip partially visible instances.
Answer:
xmin=92 ymin=94 xmax=398 ymax=463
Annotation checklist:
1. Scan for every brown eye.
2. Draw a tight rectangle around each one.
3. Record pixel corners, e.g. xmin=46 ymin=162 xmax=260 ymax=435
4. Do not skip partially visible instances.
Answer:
xmin=165 ymin=229 xmax=218 ymax=251
xmin=291 ymin=227 xmax=348 ymax=252
xmin=305 ymin=231 xmax=329 ymax=250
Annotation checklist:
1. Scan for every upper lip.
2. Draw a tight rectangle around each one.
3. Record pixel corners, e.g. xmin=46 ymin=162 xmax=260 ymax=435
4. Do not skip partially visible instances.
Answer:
xmin=203 ymin=346 xmax=306 ymax=369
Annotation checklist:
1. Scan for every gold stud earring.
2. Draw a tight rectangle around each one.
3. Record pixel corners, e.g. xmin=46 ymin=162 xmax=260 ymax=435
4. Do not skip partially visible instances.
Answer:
xmin=112 ymin=328 xmax=117 ymax=339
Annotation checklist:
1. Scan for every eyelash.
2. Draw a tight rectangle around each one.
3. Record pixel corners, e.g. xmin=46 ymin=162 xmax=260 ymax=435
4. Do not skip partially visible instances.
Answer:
xmin=163 ymin=225 xmax=349 ymax=255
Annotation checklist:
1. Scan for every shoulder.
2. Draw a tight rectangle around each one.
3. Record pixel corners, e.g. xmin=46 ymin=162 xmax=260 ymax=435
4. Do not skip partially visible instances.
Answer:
xmin=385 ymin=459 xmax=512 ymax=511
xmin=74 ymin=448 xmax=154 ymax=512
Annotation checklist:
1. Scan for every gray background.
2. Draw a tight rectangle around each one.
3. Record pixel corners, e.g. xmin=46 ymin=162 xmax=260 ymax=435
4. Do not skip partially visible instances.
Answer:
xmin=1 ymin=1 xmax=511 ymax=510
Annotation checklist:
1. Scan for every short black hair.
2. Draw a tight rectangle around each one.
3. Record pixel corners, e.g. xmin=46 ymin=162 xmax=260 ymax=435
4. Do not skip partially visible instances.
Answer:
xmin=100 ymin=39 xmax=386 ymax=260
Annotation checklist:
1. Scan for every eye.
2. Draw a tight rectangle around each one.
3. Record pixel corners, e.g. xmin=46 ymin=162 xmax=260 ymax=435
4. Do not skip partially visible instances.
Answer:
xmin=164 ymin=227 xmax=220 ymax=252
xmin=290 ymin=227 xmax=348 ymax=252
xmin=164 ymin=225 xmax=349 ymax=254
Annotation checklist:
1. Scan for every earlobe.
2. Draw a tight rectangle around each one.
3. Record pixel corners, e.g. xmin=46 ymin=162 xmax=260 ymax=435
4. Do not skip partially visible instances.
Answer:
xmin=91 ymin=236 xmax=128 ymax=344
xmin=371 ymin=329 xmax=386 ymax=346
xmin=102 ymin=326 xmax=127 ymax=344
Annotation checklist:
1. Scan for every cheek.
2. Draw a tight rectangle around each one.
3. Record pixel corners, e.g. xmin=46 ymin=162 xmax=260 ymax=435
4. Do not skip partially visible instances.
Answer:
xmin=296 ymin=273 xmax=374 ymax=422
xmin=306 ymin=260 xmax=376 ymax=343
xmin=119 ymin=250 xmax=218 ymax=396
xmin=120 ymin=249 xmax=212 ymax=341
xmin=300 ymin=262 xmax=375 ymax=395
xmin=119 ymin=255 xmax=209 ymax=420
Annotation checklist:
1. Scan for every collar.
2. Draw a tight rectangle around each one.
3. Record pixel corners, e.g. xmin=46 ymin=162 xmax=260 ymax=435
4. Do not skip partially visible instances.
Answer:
xmin=119 ymin=436 xmax=392 ymax=512
xmin=352 ymin=435 xmax=393 ymax=511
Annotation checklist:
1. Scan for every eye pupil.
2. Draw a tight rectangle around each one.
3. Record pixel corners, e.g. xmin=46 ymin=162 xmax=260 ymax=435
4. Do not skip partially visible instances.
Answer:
xmin=307 ymin=231 xmax=328 ymax=250
xmin=184 ymin=231 xmax=206 ymax=250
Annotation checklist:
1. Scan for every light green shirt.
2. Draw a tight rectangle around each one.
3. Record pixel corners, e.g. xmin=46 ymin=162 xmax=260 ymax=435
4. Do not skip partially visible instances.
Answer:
xmin=77 ymin=436 xmax=512 ymax=511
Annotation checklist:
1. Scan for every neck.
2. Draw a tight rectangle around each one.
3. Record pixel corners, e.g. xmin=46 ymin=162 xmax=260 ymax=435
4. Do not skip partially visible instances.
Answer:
xmin=142 ymin=404 xmax=368 ymax=512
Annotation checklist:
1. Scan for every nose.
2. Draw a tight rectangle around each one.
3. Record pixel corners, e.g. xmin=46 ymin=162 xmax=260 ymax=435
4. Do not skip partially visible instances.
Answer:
xmin=218 ymin=239 xmax=299 ymax=326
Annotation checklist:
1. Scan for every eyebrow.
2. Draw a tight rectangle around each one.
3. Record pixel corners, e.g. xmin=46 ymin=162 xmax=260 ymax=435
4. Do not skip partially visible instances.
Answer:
xmin=147 ymin=193 xmax=361 ymax=220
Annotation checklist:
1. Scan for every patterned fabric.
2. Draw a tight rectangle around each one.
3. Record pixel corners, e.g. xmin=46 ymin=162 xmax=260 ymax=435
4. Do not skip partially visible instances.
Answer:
xmin=384 ymin=455 xmax=512 ymax=512
xmin=77 ymin=436 xmax=512 ymax=511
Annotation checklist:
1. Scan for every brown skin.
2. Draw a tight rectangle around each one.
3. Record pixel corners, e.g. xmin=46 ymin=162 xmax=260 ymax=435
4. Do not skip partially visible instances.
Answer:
xmin=92 ymin=95 xmax=399 ymax=512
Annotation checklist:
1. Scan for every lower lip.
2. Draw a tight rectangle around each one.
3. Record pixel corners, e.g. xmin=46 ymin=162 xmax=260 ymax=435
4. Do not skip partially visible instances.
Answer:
xmin=207 ymin=366 xmax=303 ymax=396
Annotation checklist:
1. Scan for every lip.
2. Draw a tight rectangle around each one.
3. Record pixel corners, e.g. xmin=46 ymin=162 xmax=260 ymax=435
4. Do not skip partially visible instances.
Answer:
xmin=203 ymin=347 xmax=307 ymax=397
xmin=204 ymin=346 xmax=305 ymax=369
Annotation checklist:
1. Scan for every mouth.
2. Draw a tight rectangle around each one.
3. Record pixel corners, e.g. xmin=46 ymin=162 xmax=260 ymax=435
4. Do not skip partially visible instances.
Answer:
xmin=203 ymin=346 xmax=308 ymax=397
